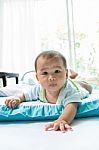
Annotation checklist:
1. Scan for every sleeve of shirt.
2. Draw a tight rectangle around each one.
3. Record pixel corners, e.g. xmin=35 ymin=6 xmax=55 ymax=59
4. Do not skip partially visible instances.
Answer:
xmin=62 ymin=91 xmax=82 ymax=107
xmin=23 ymin=84 xmax=41 ymax=101
xmin=61 ymin=80 xmax=83 ymax=107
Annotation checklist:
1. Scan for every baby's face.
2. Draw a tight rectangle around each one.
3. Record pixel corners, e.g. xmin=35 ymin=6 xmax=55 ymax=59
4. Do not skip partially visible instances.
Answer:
xmin=36 ymin=56 xmax=68 ymax=94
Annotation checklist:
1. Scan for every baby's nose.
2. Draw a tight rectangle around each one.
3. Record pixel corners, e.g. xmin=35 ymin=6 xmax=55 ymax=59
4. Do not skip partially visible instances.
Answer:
xmin=48 ymin=75 xmax=56 ymax=81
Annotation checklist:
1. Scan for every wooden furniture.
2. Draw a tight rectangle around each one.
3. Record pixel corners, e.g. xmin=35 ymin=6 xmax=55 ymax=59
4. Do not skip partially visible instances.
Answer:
xmin=0 ymin=72 xmax=19 ymax=87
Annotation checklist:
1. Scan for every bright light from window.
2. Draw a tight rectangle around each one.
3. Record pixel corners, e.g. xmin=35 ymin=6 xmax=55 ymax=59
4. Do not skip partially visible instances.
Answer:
xmin=73 ymin=0 xmax=99 ymax=77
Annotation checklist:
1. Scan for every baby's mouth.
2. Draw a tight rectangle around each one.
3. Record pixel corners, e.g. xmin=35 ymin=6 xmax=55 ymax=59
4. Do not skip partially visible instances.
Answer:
xmin=48 ymin=84 xmax=57 ymax=87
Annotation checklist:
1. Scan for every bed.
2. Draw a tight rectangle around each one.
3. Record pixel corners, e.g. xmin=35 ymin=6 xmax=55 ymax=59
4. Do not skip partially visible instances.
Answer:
xmin=0 ymin=70 xmax=99 ymax=150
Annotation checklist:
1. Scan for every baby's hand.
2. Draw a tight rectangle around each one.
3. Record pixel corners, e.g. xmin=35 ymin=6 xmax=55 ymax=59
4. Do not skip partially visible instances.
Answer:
xmin=45 ymin=120 xmax=73 ymax=132
xmin=5 ymin=97 xmax=21 ymax=108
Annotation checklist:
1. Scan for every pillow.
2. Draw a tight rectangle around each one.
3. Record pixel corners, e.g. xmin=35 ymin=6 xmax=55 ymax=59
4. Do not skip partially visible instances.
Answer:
xmin=0 ymin=88 xmax=99 ymax=121
xmin=76 ymin=89 xmax=99 ymax=118
xmin=0 ymin=84 xmax=33 ymax=97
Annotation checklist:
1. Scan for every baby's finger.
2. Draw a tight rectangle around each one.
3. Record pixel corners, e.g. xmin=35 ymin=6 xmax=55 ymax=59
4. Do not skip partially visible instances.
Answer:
xmin=59 ymin=122 xmax=66 ymax=132
xmin=5 ymin=99 xmax=11 ymax=106
xmin=5 ymin=99 xmax=13 ymax=108
xmin=45 ymin=123 xmax=54 ymax=131
xmin=53 ymin=123 xmax=59 ymax=131
xmin=11 ymin=100 xmax=18 ymax=108
xmin=65 ymin=124 xmax=73 ymax=131
xmin=7 ymin=99 xmax=14 ymax=108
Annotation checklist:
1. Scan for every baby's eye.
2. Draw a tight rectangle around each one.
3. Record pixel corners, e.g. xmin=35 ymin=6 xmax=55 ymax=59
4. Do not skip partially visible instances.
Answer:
xmin=55 ymin=70 xmax=61 ymax=73
xmin=42 ymin=72 xmax=48 ymax=75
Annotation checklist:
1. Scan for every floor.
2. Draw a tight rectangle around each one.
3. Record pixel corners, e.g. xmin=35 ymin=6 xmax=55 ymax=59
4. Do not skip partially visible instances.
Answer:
xmin=0 ymin=117 xmax=99 ymax=150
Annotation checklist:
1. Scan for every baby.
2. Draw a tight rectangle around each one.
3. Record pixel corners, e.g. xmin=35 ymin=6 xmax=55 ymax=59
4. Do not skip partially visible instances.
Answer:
xmin=5 ymin=50 xmax=92 ymax=132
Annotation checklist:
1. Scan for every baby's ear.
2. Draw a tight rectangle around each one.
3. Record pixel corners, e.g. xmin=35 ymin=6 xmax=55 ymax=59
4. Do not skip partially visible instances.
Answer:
xmin=66 ymin=69 xmax=68 ymax=79
xmin=36 ymin=74 xmax=41 ymax=84
xmin=36 ymin=73 xmax=39 ymax=81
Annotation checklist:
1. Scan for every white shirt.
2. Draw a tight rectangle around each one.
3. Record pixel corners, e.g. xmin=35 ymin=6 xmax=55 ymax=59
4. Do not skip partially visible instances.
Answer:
xmin=24 ymin=79 xmax=89 ymax=107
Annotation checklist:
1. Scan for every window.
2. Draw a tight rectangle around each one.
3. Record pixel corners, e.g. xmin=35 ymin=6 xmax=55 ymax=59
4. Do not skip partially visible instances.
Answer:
xmin=73 ymin=0 xmax=99 ymax=77
xmin=0 ymin=0 xmax=99 ymax=80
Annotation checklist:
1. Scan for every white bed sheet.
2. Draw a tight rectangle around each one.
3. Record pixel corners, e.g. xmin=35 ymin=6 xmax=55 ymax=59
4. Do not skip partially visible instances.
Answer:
xmin=0 ymin=117 xmax=99 ymax=150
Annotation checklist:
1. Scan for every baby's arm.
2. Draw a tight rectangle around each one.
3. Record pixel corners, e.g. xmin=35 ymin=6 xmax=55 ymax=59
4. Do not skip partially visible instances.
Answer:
xmin=45 ymin=102 xmax=78 ymax=132
xmin=5 ymin=94 xmax=25 ymax=108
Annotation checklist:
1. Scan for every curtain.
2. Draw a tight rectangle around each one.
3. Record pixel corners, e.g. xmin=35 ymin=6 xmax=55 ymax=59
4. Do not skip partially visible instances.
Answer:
xmin=0 ymin=0 xmax=73 ymax=76
xmin=0 ymin=0 xmax=37 ymax=74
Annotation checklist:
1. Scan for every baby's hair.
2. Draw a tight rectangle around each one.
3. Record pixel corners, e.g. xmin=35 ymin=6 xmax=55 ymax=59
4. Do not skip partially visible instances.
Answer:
xmin=35 ymin=50 xmax=67 ymax=72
